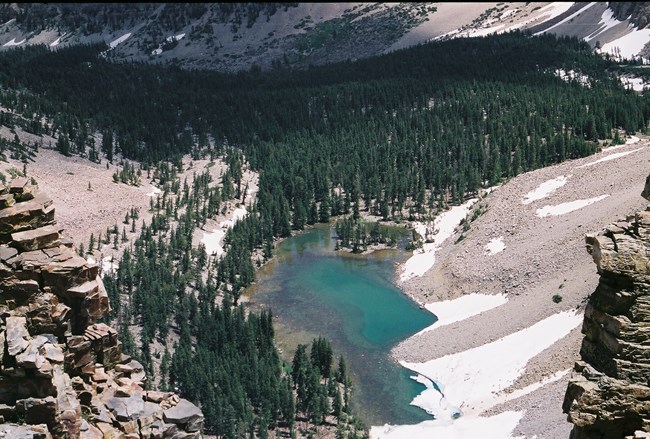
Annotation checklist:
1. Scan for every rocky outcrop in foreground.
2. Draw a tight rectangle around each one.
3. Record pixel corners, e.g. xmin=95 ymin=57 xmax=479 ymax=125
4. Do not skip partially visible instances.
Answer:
xmin=0 ymin=179 xmax=203 ymax=438
xmin=563 ymin=175 xmax=650 ymax=438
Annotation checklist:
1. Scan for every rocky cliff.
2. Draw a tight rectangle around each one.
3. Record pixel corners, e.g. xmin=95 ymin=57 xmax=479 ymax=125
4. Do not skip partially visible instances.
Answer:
xmin=563 ymin=176 xmax=650 ymax=438
xmin=0 ymin=178 xmax=204 ymax=438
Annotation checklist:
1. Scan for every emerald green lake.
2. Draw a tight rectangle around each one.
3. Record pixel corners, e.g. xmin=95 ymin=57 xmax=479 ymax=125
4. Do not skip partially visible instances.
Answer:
xmin=246 ymin=224 xmax=437 ymax=425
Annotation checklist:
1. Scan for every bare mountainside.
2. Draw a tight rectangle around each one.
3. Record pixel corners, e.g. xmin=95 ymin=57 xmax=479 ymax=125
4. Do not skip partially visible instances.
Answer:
xmin=383 ymin=136 xmax=650 ymax=438
xmin=2 ymin=2 xmax=650 ymax=71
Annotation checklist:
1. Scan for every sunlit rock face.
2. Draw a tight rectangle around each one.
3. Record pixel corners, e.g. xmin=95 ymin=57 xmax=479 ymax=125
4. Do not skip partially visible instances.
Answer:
xmin=563 ymin=174 xmax=650 ymax=438
xmin=0 ymin=180 xmax=203 ymax=438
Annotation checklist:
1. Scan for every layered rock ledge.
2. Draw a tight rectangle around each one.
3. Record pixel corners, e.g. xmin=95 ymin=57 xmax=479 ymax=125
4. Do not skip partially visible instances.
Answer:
xmin=0 ymin=181 xmax=204 ymax=438
xmin=563 ymin=176 xmax=650 ymax=438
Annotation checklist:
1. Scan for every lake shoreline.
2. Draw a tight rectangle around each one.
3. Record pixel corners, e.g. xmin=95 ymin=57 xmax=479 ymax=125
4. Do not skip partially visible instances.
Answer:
xmin=244 ymin=223 xmax=437 ymax=427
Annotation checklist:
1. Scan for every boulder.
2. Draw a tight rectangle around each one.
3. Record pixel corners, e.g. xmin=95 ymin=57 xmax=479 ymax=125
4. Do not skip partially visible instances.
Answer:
xmin=41 ymin=343 xmax=64 ymax=363
xmin=0 ymin=193 xmax=54 ymax=238
xmin=104 ymin=394 xmax=145 ymax=421
xmin=163 ymin=399 xmax=203 ymax=425
xmin=6 ymin=316 xmax=30 ymax=356
xmin=0 ymin=193 xmax=14 ymax=209
xmin=17 ymin=396 xmax=57 ymax=426
xmin=15 ymin=340 xmax=44 ymax=369
xmin=10 ymin=225 xmax=62 ymax=252
xmin=0 ymin=424 xmax=52 ymax=439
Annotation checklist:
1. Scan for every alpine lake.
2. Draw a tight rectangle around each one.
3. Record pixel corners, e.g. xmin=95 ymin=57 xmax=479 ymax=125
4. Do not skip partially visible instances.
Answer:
xmin=245 ymin=223 xmax=437 ymax=426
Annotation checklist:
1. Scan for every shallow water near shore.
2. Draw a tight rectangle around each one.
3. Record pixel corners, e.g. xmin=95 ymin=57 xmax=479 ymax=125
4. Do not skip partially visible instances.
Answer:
xmin=246 ymin=223 xmax=437 ymax=425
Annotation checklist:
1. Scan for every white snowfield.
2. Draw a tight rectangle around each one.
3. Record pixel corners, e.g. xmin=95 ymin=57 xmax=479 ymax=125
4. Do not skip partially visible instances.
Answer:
xmin=50 ymin=33 xmax=66 ymax=47
xmin=585 ymin=7 xmax=623 ymax=42
xmin=602 ymin=135 xmax=640 ymax=153
xmin=402 ymin=311 xmax=582 ymax=418
xmin=201 ymin=207 xmax=248 ymax=257
xmin=534 ymin=3 xmax=598 ymax=36
xmin=536 ymin=194 xmax=609 ymax=217
xmin=602 ymin=26 xmax=650 ymax=60
xmin=153 ymin=33 xmax=187 ymax=55
xmin=400 ymin=198 xmax=478 ymax=282
xmin=535 ymin=2 xmax=577 ymax=23
xmin=522 ymin=175 xmax=568 ymax=204
xmin=3 ymin=38 xmax=26 ymax=47
xmin=146 ymin=185 xmax=162 ymax=197
xmin=373 ymin=311 xmax=582 ymax=439
xmin=484 ymin=236 xmax=506 ymax=255
xmin=577 ymin=148 xmax=642 ymax=168
xmin=166 ymin=33 xmax=186 ymax=42
xmin=620 ymin=76 xmax=647 ymax=92
xmin=415 ymin=293 xmax=508 ymax=336
xmin=101 ymin=255 xmax=119 ymax=276
xmin=554 ymin=69 xmax=591 ymax=87
xmin=109 ymin=33 xmax=131 ymax=49
xmin=436 ymin=2 xmax=575 ymax=41
xmin=87 ymin=256 xmax=117 ymax=277
xmin=371 ymin=411 xmax=525 ymax=439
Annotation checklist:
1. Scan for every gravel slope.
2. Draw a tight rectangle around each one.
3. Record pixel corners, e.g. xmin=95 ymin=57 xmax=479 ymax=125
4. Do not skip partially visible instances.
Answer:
xmin=393 ymin=136 xmax=650 ymax=438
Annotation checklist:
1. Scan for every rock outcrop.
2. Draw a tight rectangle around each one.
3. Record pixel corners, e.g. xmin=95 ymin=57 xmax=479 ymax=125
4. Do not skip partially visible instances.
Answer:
xmin=563 ymin=176 xmax=650 ymax=438
xmin=0 ymin=181 xmax=204 ymax=437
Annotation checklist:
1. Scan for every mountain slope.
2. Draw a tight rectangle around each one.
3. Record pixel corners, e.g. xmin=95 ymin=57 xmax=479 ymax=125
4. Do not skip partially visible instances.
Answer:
xmin=387 ymin=136 xmax=650 ymax=438
xmin=2 ymin=2 xmax=650 ymax=72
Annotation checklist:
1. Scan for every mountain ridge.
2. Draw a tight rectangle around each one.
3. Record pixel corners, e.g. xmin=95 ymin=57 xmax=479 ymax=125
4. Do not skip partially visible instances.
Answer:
xmin=2 ymin=2 xmax=650 ymax=72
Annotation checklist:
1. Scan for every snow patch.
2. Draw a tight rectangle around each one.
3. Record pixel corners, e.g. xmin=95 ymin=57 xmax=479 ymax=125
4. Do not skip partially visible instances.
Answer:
xmin=109 ymin=33 xmax=131 ymax=49
xmin=401 ymin=310 xmax=583 ymax=418
xmin=416 ymin=293 xmax=508 ymax=336
xmin=146 ymin=186 xmax=162 ymax=197
xmin=155 ymin=33 xmax=187 ymax=54
xmin=484 ymin=236 xmax=506 ymax=255
xmin=166 ymin=33 xmax=186 ymax=43
xmin=468 ymin=24 xmax=506 ymax=38
xmin=201 ymin=229 xmax=226 ymax=257
xmin=522 ymin=175 xmax=568 ymax=204
xmin=536 ymin=2 xmax=576 ymax=21
xmin=534 ymin=3 xmax=598 ymax=36
xmin=3 ymin=38 xmax=26 ymax=47
xmin=50 ymin=33 xmax=66 ymax=47
xmin=554 ymin=69 xmax=590 ymax=87
xmin=201 ymin=207 xmax=248 ymax=257
xmin=619 ymin=76 xmax=648 ymax=92
xmin=601 ymin=26 xmax=650 ymax=60
xmin=584 ymin=7 xmax=622 ymax=42
xmin=370 ymin=411 xmax=525 ymax=439
xmin=601 ymin=136 xmax=639 ymax=153
xmin=491 ymin=369 xmax=571 ymax=407
xmin=436 ymin=2 xmax=575 ymax=41
xmin=536 ymin=195 xmax=609 ymax=217
xmin=577 ymin=148 xmax=642 ymax=168
xmin=500 ymin=9 xmax=519 ymax=20
xmin=101 ymin=256 xmax=119 ymax=276
xmin=401 ymin=198 xmax=478 ymax=282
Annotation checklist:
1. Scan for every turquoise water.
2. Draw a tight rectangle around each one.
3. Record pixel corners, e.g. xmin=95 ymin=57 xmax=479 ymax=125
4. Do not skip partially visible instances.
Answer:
xmin=247 ymin=224 xmax=437 ymax=425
